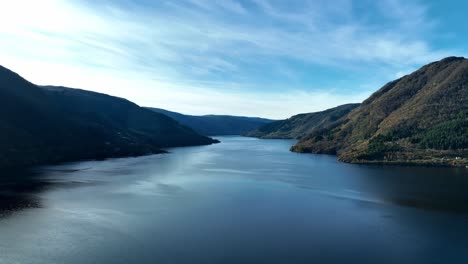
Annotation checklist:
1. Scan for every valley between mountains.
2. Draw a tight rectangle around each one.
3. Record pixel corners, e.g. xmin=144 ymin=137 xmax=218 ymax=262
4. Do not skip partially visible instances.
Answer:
xmin=1 ymin=56 xmax=467 ymax=168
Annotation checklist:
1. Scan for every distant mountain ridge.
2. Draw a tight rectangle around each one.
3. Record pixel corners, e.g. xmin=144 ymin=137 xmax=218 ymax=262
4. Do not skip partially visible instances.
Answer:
xmin=147 ymin=107 xmax=275 ymax=136
xmin=0 ymin=65 xmax=217 ymax=169
xmin=291 ymin=57 xmax=468 ymax=166
xmin=244 ymin=104 xmax=359 ymax=139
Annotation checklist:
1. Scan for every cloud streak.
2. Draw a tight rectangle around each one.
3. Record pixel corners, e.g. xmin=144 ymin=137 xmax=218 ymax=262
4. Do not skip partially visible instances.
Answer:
xmin=0 ymin=0 xmax=460 ymax=118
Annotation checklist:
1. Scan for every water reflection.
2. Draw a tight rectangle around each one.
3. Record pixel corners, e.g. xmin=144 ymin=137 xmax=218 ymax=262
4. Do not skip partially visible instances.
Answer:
xmin=0 ymin=169 xmax=45 ymax=218
xmin=1 ymin=137 xmax=468 ymax=264
xmin=0 ymin=167 xmax=102 ymax=218
xmin=355 ymin=165 xmax=468 ymax=213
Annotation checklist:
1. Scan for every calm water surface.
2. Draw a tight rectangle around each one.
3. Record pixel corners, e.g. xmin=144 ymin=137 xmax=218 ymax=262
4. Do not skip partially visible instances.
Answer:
xmin=1 ymin=136 xmax=468 ymax=264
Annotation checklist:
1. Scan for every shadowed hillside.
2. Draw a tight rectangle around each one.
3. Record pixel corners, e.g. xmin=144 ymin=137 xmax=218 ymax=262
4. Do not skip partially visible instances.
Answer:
xmin=147 ymin=108 xmax=274 ymax=136
xmin=0 ymin=65 xmax=217 ymax=169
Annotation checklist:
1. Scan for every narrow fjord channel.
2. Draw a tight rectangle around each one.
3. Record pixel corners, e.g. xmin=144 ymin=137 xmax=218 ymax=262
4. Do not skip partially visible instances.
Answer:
xmin=1 ymin=136 xmax=468 ymax=264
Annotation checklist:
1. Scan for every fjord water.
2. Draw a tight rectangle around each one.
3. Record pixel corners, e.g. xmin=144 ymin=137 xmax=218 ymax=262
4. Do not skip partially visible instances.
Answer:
xmin=1 ymin=137 xmax=468 ymax=263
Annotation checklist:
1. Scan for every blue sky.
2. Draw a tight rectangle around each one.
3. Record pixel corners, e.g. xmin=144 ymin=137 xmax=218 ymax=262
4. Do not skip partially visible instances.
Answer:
xmin=0 ymin=0 xmax=466 ymax=118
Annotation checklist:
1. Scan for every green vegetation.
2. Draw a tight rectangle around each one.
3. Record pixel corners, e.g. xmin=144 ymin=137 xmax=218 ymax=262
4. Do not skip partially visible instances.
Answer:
xmin=244 ymin=104 xmax=359 ymax=139
xmin=358 ymin=135 xmax=401 ymax=160
xmin=288 ymin=56 xmax=468 ymax=167
xmin=420 ymin=112 xmax=468 ymax=150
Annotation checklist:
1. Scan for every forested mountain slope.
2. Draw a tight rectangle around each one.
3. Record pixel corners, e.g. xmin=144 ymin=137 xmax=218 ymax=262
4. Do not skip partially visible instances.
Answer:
xmin=291 ymin=57 xmax=468 ymax=166
xmin=148 ymin=107 xmax=274 ymax=136
xmin=0 ymin=65 xmax=217 ymax=169
xmin=244 ymin=104 xmax=359 ymax=139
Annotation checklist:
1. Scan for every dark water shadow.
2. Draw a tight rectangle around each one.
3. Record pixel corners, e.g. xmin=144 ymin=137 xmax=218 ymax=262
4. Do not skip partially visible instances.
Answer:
xmin=0 ymin=168 xmax=47 ymax=218
xmin=355 ymin=165 xmax=468 ymax=214
xmin=278 ymin=158 xmax=468 ymax=214
xmin=0 ymin=167 xmax=96 ymax=219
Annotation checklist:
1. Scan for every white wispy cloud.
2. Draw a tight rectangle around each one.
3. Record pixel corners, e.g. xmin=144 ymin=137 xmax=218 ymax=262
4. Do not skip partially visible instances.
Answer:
xmin=0 ymin=0 xmax=459 ymax=118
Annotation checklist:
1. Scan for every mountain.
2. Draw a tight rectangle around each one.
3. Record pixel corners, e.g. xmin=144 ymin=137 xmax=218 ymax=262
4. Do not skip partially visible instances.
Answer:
xmin=291 ymin=56 xmax=468 ymax=166
xmin=0 ymin=65 xmax=217 ymax=169
xmin=147 ymin=108 xmax=275 ymax=136
xmin=244 ymin=104 xmax=359 ymax=139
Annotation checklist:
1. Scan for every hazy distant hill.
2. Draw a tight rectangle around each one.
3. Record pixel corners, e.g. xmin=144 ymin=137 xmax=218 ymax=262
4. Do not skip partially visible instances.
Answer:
xmin=147 ymin=108 xmax=274 ymax=136
xmin=0 ymin=65 xmax=217 ymax=169
xmin=292 ymin=57 xmax=468 ymax=166
xmin=244 ymin=104 xmax=359 ymax=139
